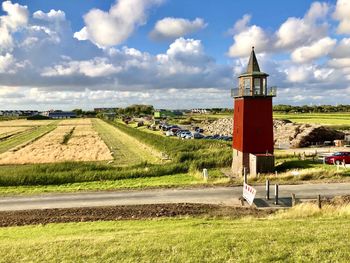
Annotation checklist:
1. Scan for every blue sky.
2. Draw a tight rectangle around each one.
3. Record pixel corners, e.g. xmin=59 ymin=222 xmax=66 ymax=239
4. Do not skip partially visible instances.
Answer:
xmin=0 ymin=0 xmax=349 ymax=110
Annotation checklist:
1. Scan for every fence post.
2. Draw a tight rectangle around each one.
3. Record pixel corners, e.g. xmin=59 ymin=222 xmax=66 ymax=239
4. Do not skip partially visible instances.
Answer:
xmin=266 ymin=179 xmax=270 ymax=200
xmin=274 ymin=184 xmax=279 ymax=205
xmin=291 ymin=193 xmax=296 ymax=207
xmin=243 ymin=167 xmax=247 ymax=184
xmin=317 ymin=195 xmax=322 ymax=209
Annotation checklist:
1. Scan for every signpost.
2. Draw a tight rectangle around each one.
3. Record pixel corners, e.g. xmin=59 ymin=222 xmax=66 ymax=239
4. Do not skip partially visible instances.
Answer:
xmin=243 ymin=183 xmax=256 ymax=206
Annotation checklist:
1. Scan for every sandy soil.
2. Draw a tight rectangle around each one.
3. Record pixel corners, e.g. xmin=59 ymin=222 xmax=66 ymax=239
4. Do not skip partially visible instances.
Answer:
xmin=0 ymin=119 xmax=112 ymax=164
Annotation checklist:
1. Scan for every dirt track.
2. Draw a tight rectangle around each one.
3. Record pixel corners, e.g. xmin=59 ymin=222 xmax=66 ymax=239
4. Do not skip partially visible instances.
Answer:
xmin=0 ymin=203 xmax=273 ymax=227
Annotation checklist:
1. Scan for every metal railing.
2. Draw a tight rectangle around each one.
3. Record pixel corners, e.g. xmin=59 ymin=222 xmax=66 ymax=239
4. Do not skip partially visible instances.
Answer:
xmin=231 ymin=86 xmax=277 ymax=98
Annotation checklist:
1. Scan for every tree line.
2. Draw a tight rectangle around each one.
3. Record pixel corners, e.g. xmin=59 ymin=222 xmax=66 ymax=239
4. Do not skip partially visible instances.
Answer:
xmin=273 ymin=104 xmax=350 ymax=113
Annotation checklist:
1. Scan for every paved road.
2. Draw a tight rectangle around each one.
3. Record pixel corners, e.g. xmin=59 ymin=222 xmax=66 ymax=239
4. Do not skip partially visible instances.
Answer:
xmin=0 ymin=183 xmax=349 ymax=211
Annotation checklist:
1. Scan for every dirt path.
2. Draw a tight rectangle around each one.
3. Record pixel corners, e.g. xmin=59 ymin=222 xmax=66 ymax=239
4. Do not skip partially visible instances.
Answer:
xmin=0 ymin=203 xmax=273 ymax=227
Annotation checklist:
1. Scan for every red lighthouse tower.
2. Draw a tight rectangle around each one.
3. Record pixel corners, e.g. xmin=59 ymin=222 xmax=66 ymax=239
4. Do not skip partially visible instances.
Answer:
xmin=232 ymin=47 xmax=276 ymax=176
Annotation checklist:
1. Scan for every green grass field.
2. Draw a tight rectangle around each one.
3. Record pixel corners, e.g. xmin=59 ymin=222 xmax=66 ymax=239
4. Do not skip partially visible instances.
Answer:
xmin=92 ymin=119 xmax=160 ymax=165
xmin=0 ymin=170 xmax=229 ymax=196
xmin=273 ymin=112 xmax=350 ymax=126
xmin=1 ymin=211 xmax=349 ymax=262
xmin=0 ymin=124 xmax=57 ymax=154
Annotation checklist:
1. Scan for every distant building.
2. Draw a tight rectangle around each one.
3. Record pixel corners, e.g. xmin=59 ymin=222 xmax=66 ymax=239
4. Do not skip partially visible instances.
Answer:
xmin=0 ymin=110 xmax=38 ymax=117
xmin=41 ymin=110 xmax=76 ymax=119
xmin=191 ymin=109 xmax=210 ymax=114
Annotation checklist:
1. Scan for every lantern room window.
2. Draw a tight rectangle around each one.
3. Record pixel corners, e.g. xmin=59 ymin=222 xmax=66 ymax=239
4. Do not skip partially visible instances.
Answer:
xmin=254 ymin=78 xmax=261 ymax=95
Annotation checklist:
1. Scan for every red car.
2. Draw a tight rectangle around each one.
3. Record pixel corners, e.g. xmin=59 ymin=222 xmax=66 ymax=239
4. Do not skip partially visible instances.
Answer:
xmin=325 ymin=152 xmax=350 ymax=165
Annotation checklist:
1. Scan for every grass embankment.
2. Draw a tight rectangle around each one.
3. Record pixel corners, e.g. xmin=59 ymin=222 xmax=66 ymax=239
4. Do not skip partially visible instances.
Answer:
xmin=92 ymin=119 xmax=159 ymax=164
xmin=0 ymin=124 xmax=57 ymax=154
xmin=0 ymin=206 xmax=349 ymax=262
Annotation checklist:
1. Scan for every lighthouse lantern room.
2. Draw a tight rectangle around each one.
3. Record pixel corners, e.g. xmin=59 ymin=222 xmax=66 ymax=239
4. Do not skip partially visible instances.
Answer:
xmin=231 ymin=47 xmax=277 ymax=176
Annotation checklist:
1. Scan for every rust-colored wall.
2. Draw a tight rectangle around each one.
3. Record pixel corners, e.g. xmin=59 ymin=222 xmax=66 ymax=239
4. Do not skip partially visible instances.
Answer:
xmin=233 ymin=97 xmax=274 ymax=154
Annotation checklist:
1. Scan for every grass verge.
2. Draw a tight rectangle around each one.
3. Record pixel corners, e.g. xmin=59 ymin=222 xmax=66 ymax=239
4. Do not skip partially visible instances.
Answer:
xmin=0 ymin=170 xmax=229 ymax=196
xmin=0 ymin=215 xmax=349 ymax=262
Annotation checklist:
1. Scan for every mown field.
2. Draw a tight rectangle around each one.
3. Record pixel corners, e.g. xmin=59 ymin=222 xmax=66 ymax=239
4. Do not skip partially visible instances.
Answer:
xmin=0 ymin=203 xmax=349 ymax=262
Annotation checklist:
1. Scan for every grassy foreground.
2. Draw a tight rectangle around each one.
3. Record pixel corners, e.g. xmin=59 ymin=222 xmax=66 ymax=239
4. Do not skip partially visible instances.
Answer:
xmin=0 ymin=214 xmax=349 ymax=262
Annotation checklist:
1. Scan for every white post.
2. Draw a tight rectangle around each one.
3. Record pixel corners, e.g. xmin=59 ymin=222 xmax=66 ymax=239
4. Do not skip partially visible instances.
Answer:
xmin=203 ymin=168 xmax=208 ymax=181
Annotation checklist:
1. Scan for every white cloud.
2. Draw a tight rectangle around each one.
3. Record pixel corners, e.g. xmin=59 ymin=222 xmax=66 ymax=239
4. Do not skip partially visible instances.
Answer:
xmin=0 ymin=25 xmax=13 ymax=50
xmin=229 ymin=14 xmax=251 ymax=34
xmin=333 ymin=0 xmax=350 ymax=34
xmin=227 ymin=15 xmax=270 ymax=57
xmin=29 ymin=25 xmax=61 ymax=44
xmin=1 ymin=1 xmax=29 ymax=30
xmin=284 ymin=65 xmax=313 ymax=83
xmin=74 ymin=0 xmax=164 ymax=48
xmin=0 ymin=1 xmax=29 ymax=51
xmin=150 ymin=17 xmax=207 ymax=40
xmin=328 ymin=58 xmax=350 ymax=68
xmin=291 ymin=37 xmax=336 ymax=63
xmin=0 ymin=53 xmax=14 ymax=73
xmin=305 ymin=2 xmax=329 ymax=21
xmin=33 ymin=9 xmax=66 ymax=22
xmin=38 ymin=37 xmax=230 ymax=92
xmin=314 ymin=67 xmax=334 ymax=80
xmin=19 ymin=36 xmax=39 ymax=48
xmin=42 ymin=57 xmax=121 ymax=77
xmin=275 ymin=2 xmax=329 ymax=49
xmin=331 ymin=38 xmax=350 ymax=58
xmin=73 ymin=26 xmax=88 ymax=41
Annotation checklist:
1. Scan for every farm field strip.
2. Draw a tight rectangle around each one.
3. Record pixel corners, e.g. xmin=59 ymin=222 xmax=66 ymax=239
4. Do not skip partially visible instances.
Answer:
xmin=0 ymin=125 xmax=57 ymax=154
xmin=0 ymin=127 xmax=33 ymax=141
xmin=0 ymin=126 xmax=31 ymax=136
xmin=0 ymin=119 xmax=112 ymax=164
xmin=0 ymin=120 xmax=56 ymax=127
xmin=92 ymin=119 xmax=160 ymax=165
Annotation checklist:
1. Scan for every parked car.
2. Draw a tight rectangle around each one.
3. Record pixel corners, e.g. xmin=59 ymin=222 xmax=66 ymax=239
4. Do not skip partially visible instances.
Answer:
xmin=165 ymin=130 xmax=174 ymax=136
xmin=179 ymin=130 xmax=192 ymax=138
xmin=195 ymin=127 xmax=204 ymax=133
xmin=176 ymin=129 xmax=189 ymax=137
xmin=325 ymin=152 xmax=350 ymax=165
xmin=192 ymin=132 xmax=204 ymax=139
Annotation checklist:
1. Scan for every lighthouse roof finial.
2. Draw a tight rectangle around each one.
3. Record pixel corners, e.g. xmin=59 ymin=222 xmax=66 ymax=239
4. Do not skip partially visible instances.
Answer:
xmin=247 ymin=46 xmax=260 ymax=73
